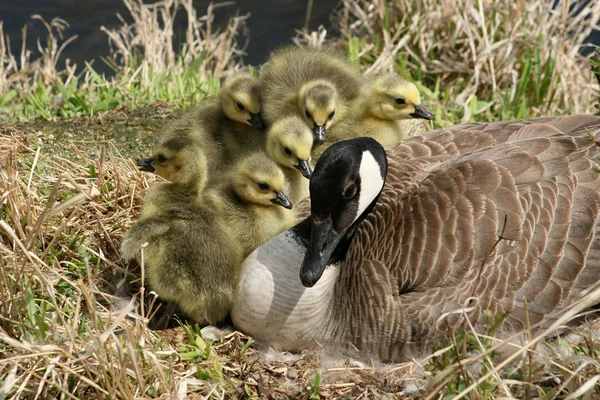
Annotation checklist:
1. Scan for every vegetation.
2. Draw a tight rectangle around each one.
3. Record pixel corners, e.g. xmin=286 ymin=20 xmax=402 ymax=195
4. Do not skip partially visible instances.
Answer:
xmin=1 ymin=0 xmax=600 ymax=398
xmin=0 ymin=0 xmax=245 ymax=121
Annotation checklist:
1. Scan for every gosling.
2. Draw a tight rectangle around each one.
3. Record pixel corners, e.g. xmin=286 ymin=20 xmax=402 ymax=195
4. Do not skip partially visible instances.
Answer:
xmin=213 ymin=152 xmax=297 ymax=258
xmin=122 ymin=136 xmax=243 ymax=326
xmin=265 ymin=116 xmax=314 ymax=204
xmin=259 ymin=45 xmax=361 ymax=145
xmin=313 ymin=73 xmax=433 ymax=160
xmin=137 ymin=72 xmax=265 ymax=174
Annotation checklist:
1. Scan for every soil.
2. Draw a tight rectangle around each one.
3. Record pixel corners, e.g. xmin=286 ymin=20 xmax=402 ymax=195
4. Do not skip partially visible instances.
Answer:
xmin=0 ymin=103 xmax=185 ymax=163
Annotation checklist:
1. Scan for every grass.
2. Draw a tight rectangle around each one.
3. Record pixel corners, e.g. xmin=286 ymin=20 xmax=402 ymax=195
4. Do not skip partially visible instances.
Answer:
xmin=2 ymin=0 xmax=600 ymax=398
xmin=325 ymin=0 xmax=600 ymax=127
xmin=0 ymin=0 xmax=245 ymax=121
xmin=592 ymin=48 xmax=600 ymax=116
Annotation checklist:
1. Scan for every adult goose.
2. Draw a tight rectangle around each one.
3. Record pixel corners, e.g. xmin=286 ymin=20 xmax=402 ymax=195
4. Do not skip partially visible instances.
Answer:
xmin=231 ymin=114 xmax=600 ymax=362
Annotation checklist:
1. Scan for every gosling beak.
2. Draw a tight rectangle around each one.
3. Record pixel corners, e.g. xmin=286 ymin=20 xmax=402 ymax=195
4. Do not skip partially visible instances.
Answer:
xmin=270 ymin=191 xmax=293 ymax=209
xmin=299 ymin=216 xmax=341 ymax=287
xmin=295 ymin=159 xmax=313 ymax=179
xmin=313 ymin=125 xmax=326 ymax=145
xmin=409 ymin=104 xmax=433 ymax=120
xmin=137 ymin=157 xmax=155 ymax=172
xmin=249 ymin=112 xmax=265 ymax=131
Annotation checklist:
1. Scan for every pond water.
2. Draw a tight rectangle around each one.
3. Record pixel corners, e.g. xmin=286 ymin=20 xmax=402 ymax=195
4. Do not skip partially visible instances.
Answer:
xmin=0 ymin=0 xmax=338 ymax=74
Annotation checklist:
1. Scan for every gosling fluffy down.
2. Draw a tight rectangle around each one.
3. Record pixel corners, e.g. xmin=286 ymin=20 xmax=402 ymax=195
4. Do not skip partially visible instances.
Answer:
xmin=259 ymin=45 xmax=361 ymax=145
xmin=137 ymin=72 xmax=265 ymax=175
xmin=265 ymin=116 xmax=314 ymax=204
xmin=212 ymin=72 xmax=267 ymax=160
xmin=122 ymin=137 xmax=243 ymax=325
xmin=213 ymin=151 xmax=297 ymax=258
xmin=313 ymin=73 xmax=433 ymax=160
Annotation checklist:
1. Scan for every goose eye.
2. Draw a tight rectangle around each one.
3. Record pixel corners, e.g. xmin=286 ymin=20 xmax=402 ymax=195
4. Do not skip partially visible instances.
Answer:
xmin=258 ymin=182 xmax=269 ymax=191
xmin=328 ymin=110 xmax=335 ymax=120
xmin=236 ymin=102 xmax=245 ymax=111
xmin=395 ymin=97 xmax=406 ymax=105
xmin=342 ymin=183 xmax=357 ymax=200
xmin=283 ymin=147 xmax=292 ymax=156
xmin=156 ymin=154 xmax=167 ymax=163
xmin=305 ymin=109 xmax=312 ymax=120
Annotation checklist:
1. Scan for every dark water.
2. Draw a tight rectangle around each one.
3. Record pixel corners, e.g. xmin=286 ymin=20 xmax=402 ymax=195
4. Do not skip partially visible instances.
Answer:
xmin=0 ymin=0 xmax=338 ymax=74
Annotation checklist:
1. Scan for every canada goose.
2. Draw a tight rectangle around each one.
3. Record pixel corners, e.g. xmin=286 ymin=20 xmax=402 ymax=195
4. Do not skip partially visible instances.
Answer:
xmin=312 ymin=73 xmax=433 ymax=161
xmin=216 ymin=152 xmax=297 ymax=258
xmin=265 ymin=116 xmax=314 ymax=204
xmin=260 ymin=45 xmax=361 ymax=145
xmin=232 ymin=114 xmax=600 ymax=362
xmin=122 ymin=137 xmax=243 ymax=326
xmin=137 ymin=72 xmax=265 ymax=174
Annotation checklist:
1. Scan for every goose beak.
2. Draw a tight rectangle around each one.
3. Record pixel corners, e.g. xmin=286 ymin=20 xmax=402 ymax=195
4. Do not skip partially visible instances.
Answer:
xmin=409 ymin=104 xmax=433 ymax=120
xmin=271 ymin=191 xmax=293 ymax=209
xmin=295 ymin=159 xmax=313 ymax=179
xmin=137 ymin=157 xmax=155 ymax=172
xmin=249 ymin=112 xmax=266 ymax=131
xmin=313 ymin=125 xmax=326 ymax=145
xmin=300 ymin=217 xmax=341 ymax=287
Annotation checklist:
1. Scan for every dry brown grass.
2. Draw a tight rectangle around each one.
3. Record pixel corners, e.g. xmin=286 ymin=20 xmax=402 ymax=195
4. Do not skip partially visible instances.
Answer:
xmin=326 ymin=0 xmax=600 ymax=121
xmin=0 ymin=17 xmax=78 ymax=96
xmin=100 ymin=0 xmax=248 ymax=86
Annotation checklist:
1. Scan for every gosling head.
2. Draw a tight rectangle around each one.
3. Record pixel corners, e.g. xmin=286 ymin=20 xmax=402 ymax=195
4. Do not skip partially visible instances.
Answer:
xmin=299 ymin=137 xmax=388 ymax=287
xmin=364 ymin=73 xmax=433 ymax=121
xmin=231 ymin=153 xmax=293 ymax=209
xmin=221 ymin=72 xmax=265 ymax=131
xmin=266 ymin=116 xmax=314 ymax=179
xmin=144 ymin=136 xmax=208 ymax=188
xmin=298 ymin=80 xmax=338 ymax=145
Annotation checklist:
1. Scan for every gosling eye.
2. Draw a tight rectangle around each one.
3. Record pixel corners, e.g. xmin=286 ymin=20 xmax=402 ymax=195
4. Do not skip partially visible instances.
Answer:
xmin=236 ymin=102 xmax=245 ymax=111
xmin=258 ymin=182 xmax=270 ymax=191
xmin=395 ymin=97 xmax=406 ymax=105
xmin=156 ymin=154 xmax=167 ymax=163
xmin=342 ymin=183 xmax=357 ymax=200
xmin=283 ymin=147 xmax=292 ymax=157
xmin=305 ymin=109 xmax=312 ymax=120
xmin=328 ymin=110 xmax=335 ymax=120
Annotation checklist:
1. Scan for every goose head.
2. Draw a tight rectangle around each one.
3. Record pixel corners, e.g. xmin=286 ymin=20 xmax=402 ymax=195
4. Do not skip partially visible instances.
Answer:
xmin=299 ymin=137 xmax=388 ymax=287
xmin=298 ymin=80 xmax=338 ymax=145
xmin=141 ymin=137 xmax=208 ymax=189
xmin=231 ymin=153 xmax=293 ymax=209
xmin=363 ymin=73 xmax=432 ymax=121
xmin=221 ymin=72 xmax=265 ymax=131
xmin=266 ymin=116 xmax=314 ymax=179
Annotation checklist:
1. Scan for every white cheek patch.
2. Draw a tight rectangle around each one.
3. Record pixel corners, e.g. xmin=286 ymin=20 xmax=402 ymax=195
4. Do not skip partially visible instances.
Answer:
xmin=355 ymin=150 xmax=384 ymax=222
